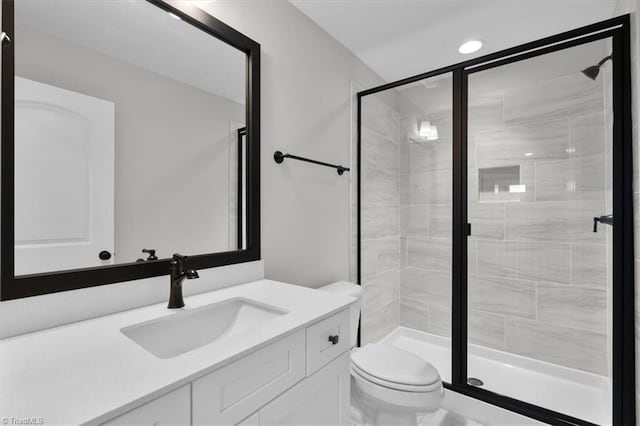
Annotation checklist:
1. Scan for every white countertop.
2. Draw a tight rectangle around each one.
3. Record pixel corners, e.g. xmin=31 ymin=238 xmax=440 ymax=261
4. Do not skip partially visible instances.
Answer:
xmin=0 ymin=280 xmax=354 ymax=425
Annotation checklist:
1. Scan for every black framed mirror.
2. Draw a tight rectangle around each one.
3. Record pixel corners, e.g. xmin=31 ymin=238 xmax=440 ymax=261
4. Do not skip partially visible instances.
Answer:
xmin=0 ymin=0 xmax=261 ymax=300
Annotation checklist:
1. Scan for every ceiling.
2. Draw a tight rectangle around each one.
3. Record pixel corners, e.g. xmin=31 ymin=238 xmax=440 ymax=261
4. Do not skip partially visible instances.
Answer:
xmin=16 ymin=0 xmax=246 ymax=104
xmin=289 ymin=0 xmax=618 ymax=83
xmin=395 ymin=37 xmax=610 ymax=112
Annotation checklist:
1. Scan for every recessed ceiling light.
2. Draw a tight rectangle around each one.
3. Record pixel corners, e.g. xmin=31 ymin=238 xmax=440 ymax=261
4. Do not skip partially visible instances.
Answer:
xmin=524 ymin=152 xmax=534 ymax=157
xmin=168 ymin=12 xmax=182 ymax=20
xmin=458 ymin=40 xmax=483 ymax=55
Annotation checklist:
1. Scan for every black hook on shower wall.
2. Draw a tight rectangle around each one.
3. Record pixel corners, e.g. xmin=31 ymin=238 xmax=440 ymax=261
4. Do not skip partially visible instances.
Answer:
xmin=274 ymin=150 xmax=350 ymax=176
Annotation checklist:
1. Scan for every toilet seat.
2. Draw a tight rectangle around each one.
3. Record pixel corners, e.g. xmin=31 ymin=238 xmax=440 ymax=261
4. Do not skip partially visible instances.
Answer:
xmin=351 ymin=364 xmax=442 ymax=393
xmin=351 ymin=344 xmax=441 ymax=393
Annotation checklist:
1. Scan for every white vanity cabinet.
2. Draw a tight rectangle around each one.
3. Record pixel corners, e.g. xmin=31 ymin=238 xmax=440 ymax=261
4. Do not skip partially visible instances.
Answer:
xmin=100 ymin=308 xmax=351 ymax=426
xmin=305 ymin=309 xmax=350 ymax=375
xmin=2 ymin=281 xmax=356 ymax=426
xmin=224 ymin=354 xmax=350 ymax=426
xmin=191 ymin=330 xmax=307 ymax=424
xmin=192 ymin=308 xmax=351 ymax=426
xmin=258 ymin=353 xmax=351 ymax=425
xmin=101 ymin=385 xmax=191 ymax=426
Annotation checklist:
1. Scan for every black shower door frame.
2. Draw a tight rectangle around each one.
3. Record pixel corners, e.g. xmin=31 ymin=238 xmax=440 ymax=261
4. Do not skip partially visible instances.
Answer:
xmin=357 ymin=15 xmax=634 ymax=426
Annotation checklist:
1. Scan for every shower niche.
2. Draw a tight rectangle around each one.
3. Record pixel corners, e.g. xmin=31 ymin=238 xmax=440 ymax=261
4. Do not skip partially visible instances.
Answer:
xmin=477 ymin=165 xmax=522 ymax=202
xmin=358 ymin=16 xmax=634 ymax=426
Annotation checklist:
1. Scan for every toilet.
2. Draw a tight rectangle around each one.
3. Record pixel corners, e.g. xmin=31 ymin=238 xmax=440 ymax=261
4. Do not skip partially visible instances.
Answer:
xmin=319 ymin=281 xmax=443 ymax=425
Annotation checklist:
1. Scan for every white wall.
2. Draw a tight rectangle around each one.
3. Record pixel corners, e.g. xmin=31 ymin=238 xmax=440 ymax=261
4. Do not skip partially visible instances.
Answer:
xmin=0 ymin=0 xmax=384 ymax=336
xmin=16 ymin=26 xmax=245 ymax=263
xmin=193 ymin=0 xmax=385 ymax=287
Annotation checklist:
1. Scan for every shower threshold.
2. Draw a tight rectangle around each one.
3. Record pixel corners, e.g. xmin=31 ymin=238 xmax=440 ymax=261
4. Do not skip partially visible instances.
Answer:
xmin=378 ymin=327 xmax=611 ymax=425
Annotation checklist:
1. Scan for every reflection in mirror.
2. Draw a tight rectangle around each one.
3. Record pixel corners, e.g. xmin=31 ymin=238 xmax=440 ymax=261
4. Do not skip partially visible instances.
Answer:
xmin=232 ymin=128 xmax=248 ymax=251
xmin=14 ymin=0 xmax=247 ymax=275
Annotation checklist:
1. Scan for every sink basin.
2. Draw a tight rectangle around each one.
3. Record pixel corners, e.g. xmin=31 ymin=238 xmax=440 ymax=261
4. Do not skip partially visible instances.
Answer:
xmin=121 ymin=298 xmax=288 ymax=359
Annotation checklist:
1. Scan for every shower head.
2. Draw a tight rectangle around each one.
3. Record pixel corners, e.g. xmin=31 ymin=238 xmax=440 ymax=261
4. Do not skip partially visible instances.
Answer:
xmin=581 ymin=55 xmax=612 ymax=80
xmin=581 ymin=65 xmax=601 ymax=80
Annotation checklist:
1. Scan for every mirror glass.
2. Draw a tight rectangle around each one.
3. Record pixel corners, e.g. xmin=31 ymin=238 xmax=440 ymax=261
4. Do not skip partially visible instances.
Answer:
xmin=14 ymin=0 xmax=247 ymax=275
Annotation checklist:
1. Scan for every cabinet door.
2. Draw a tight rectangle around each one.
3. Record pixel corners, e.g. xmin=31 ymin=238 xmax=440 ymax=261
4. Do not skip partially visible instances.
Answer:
xmin=101 ymin=385 xmax=190 ymax=426
xmin=192 ymin=330 xmax=305 ymax=425
xmin=260 ymin=353 xmax=350 ymax=426
xmin=306 ymin=309 xmax=350 ymax=376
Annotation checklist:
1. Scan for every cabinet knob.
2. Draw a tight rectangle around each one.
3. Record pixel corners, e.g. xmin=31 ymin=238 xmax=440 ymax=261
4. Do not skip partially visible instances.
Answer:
xmin=99 ymin=250 xmax=112 ymax=260
xmin=328 ymin=335 xmax=339 ymax=345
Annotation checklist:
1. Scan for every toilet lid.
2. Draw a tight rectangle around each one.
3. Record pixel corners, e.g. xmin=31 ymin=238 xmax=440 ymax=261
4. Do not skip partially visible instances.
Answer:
xmin=351 ymin=343 xmax=441 ymax=387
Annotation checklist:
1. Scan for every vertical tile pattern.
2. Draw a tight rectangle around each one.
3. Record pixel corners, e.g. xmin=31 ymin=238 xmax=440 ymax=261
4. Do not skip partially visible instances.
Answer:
xmin=401 ymin=101 xmax=454 ymax=340
xmin=360 ymin=94 xmax=402 ymax=344
xmin=399 ymin=297 xmax=429 ymax=332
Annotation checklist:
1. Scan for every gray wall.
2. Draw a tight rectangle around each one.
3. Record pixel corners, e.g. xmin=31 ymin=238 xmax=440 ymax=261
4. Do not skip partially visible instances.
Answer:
xmin=16 ymin=25 xmax=245 ymax=263
xmin=195 ymin=1 xmax=385 ymax=287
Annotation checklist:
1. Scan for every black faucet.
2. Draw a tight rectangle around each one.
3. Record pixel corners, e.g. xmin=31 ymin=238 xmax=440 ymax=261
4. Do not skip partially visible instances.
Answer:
xmin=168 ymin=253 xmax=200 ymax=309
xmin=136 ymin=248 xmax=158 ymax=262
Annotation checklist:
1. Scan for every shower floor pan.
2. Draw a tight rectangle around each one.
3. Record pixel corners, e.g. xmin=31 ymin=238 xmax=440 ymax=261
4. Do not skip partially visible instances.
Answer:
xmin=378 ymin=327 xmax=610 ymax=425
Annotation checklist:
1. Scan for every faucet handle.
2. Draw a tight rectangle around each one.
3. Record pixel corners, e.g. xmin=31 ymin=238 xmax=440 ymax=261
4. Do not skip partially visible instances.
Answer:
xmin=142 ymin=248 xmax=158 ymax=261
xmin=172 ymin=253 xmax=188 ymax=262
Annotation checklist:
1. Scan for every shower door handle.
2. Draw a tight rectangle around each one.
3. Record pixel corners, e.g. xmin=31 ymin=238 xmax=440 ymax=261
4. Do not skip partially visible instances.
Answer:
xmin=593 ymin=215 xmax=613 ymax=232
xmin=0 ymin=32 xmax=11 ymax=47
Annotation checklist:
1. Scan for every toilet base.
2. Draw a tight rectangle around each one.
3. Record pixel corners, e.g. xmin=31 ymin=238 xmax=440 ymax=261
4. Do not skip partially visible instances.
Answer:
xmin=351 ymin=376 xmax=439 ymax=426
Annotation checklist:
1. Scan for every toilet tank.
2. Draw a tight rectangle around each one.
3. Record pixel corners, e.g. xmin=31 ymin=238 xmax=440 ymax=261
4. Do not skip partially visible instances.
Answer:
xmin=318 ymin=281 xmax=362 ymax=347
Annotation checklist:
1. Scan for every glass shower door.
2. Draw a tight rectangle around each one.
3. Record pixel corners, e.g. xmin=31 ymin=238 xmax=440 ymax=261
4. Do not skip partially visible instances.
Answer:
xmin=359 ymin=74 xmax=454 ymax=379
xmin=466 ymin=37 xmax=613 ymax=424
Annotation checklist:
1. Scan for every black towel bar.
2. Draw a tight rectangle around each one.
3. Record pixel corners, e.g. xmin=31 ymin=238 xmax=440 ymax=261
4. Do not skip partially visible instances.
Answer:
xmin=274 ymin=150 xmax=350 ymax=176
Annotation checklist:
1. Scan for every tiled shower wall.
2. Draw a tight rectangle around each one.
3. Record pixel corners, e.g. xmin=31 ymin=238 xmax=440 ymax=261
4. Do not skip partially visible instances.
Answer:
xmin=468 ymin=73 xmax=609 ymax=376
xmin=397 ymin=71 xmax=610 ymax=375
xmin=360 ymin=93 xmax=402 ymax=344
xmin=399 ymin=96 xmax=454 ymax=340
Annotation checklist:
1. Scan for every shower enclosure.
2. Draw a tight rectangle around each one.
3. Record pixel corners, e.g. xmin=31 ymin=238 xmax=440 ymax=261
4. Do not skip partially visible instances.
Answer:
xmin=357 ymin=16 xmax=634 ymax=426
